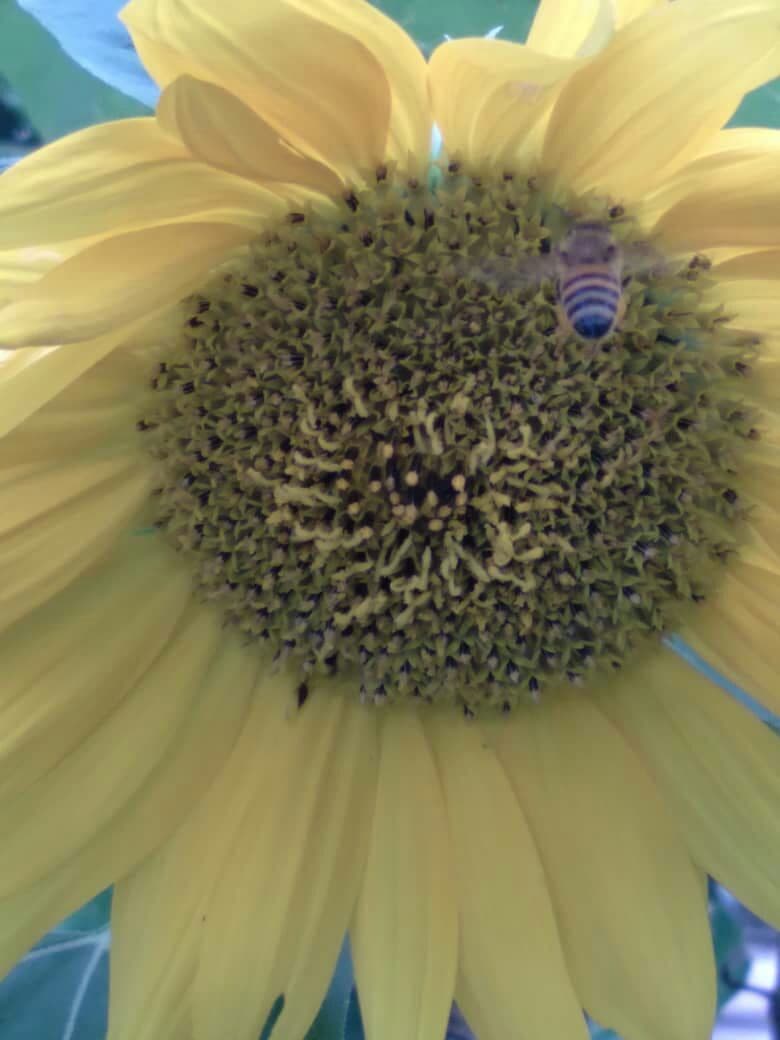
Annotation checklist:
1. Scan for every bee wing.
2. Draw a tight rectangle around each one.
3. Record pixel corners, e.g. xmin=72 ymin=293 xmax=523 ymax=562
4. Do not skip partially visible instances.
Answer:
xmin=621 ymin=240 xmax=668 ymax=278
xmin=456 ymin=252 xmax=556 ymax=292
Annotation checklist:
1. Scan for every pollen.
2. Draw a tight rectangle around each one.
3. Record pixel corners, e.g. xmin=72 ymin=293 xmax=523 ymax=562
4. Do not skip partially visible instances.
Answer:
xmin=138 ymin=162 xmax=757 ymax=714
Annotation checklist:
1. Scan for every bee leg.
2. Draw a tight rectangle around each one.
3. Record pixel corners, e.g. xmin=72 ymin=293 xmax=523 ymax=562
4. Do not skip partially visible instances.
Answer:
xmin=554 ymin=303 xmax=572 ymax=346
xmin=614 ymin=293 xmax=628 ymax=330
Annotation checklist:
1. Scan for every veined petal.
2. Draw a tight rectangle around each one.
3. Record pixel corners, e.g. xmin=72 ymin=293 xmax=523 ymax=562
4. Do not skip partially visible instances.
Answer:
xmin=428 ymin=38 xmax=581 ymax=167
xmin=527 ymin=0 xmax=614 ymax=58
xmin=0 ymin=536 xmax=191 ymax=800
xmin=0 ymin=222 xmax=255 ymax=349
xmin=0 ymin=595 xmax=222 ymax=899
xmin=0 ymin=457 xmax=143 ymax=539
xmin=157 ymin=76 xmax=344 ymax=195
xmin=713 ymin=249 xmax=780 ymax=280
xmin=0 ymin=611 xmax=255 ymax=981
xmin=681 ymin=559 xmax=780 ymax=718
xmin=495 ymin=694 xmax=716 ymax=1040
xmin=0 ymin=468 xmax=154 ymax=634
xmin=121 ymin=0 xmax=392 ymax=181
xmin=427 ymin=711 xmax=589 ymax=1040
xmin=704 ymin=277 xmax=780 ymax=346
xmin=0 ymin=247 xmax=73 ymax=304
xmin=0 ymin=118 xmax=285 ymax=251
xmin=597 ymin=649 xmax=780 ymax=930
xmin=0 ymin=310 xmax=161 ymax=440
xmin=646 ymin=150 xmax=780 ymax=252
xmin=193 ymin=681 xmax=377 ymax=1040
xmin=541 ymin=0 xmax=780 ymax=200
xmin=282 ymin=0 xmax=430 ymax=173
xmin=106 ymin=640 xmax=263 ymax=1040
xmin=351 ymin=710 xmax=458 ymax=1040
xmin=611 ymin=0 xmax=662 ymax=30
xmin=0 ymin=375 xmax=144 ymax=466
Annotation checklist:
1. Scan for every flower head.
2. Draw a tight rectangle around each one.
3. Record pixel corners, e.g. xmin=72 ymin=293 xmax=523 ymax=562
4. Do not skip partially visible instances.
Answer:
xmin=0 ymin=1 xmax=778 ymax=1039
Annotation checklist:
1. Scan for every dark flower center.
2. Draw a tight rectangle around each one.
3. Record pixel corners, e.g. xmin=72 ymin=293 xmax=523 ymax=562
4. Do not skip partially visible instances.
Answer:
xmin=138 ymin=162 xmax=756 ymax=714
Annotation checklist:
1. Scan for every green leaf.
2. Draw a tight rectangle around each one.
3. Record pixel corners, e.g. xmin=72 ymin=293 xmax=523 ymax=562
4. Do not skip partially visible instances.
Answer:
xmin=0 ymin=0 xmax=150 ymax=143
xmin=0 ymin=892 xmax=111 ymax=1039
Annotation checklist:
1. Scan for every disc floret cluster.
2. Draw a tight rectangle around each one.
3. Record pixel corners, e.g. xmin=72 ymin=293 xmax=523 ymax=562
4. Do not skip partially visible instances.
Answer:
xmin=139 ymin=163 xmax=756 ymax=712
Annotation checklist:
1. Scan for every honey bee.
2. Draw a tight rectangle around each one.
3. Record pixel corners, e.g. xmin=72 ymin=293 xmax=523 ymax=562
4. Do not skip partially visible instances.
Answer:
xmin=463 ymin=220 xmax=665 ymax=344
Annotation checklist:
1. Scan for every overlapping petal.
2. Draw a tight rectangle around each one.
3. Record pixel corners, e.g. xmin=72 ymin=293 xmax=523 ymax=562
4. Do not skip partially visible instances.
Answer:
xmin=0 ymin=599 xmax=256 ymax=981
xmin=0 ymin=466 xmax=154 ymax=634
xmin=0 ymin=119 xmax=285 ymax=252
xmin=428 ymin=38 xmax=580 ymax=166
xmin=427 ymin=712 xmax=589 ymax=1040
xmin=597 ymin=650 xmax=780 ymax=930
xmin=121 ymin=0 xmax=393 ymax=181
xmin=191 ymin=683 xmax=377 ymax=1040
xmin=0 ymin=312 xmax=162 ymax=438
xmin=495 ymin=694 xmax=716 ymax=1040
xmin=541 ymin=0 xmax=780 ymax=200
xmin=0 ymin=587 xmax=223 ymax=900
xmin=105 ymin=644 xmax=263 ymax=1040
xmin=0 ymin=535 xmax=191 ymax=800
xmin=526 ymin=0 xmax=614 ymax=58
xmin=351 ymin=710 xmax=458 ymax=1040
xmin=682 ymin=557 xmax=780 ymax=719
xmin=281 ymin=0 xmax=431 ymax=172
xmin=0 ymin=222 xmax=254 ymax=349
xmin=644 ymin=134 xmax=780 ymax=251
xmin=157 ymin=76 xmax=344 ymax=194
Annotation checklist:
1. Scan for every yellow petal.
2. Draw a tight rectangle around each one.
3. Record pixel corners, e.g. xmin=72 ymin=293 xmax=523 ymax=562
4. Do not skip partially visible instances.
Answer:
xmin=0 ymin=456 xmax=141 ymax=538
xmin=427 ymin=710 xmax=589 ymax=1040
xmin=0 ymin=379 xmax=142 ymax=466
xmin=282 ymin=0 xmax=431 ymax=174
xmin=121 ymin=0 xmax=391 ymax=181
xmin=351 ymin=709 xmax=458 ymax=1040
xmin=157 ymin=75 xmax=344 ymax=195
xmin=527 ymin=0 xmax=615 ymax=58
xmin=0 ymin=246 xmax=73 ymax=304
xmin=640 ymin=126 xmax=780 ymax=227
xmin=611 ymin=0 xmax=662 ymax=30
xmin=713 ymin=249 xmax=780 ymax=279
xmin=704 ymin=277 xmax=780 ymax=339
xmin=0 ymin=612 xmax=256 ymax=981
xmin=0 ymin=118 xmax=284 ymax=251
xmin=647 ymin=149 xmax=780 ymax=252
xmin=428 ymin=38 xmax=581 ymax=167
xmin=597 ymin=648 xmax=780 ymax=929
xmin=542 ymin=0 xmax=780 ymax=200
xmin=0 ymin=307 xmax=172 ymax=444
xmin=0 ymin=535 xmax=191 ymax=799
xmin=681 ymin=559 xmax=780 ymax=718
xmin=0 ymin=222 xmax=255 ymax=348
xmin=0 ymin=595 xmax=223 ymax=898
xmin=0 ymin=467 xmax=154 ymax=634
xmin=193 ymin=682 xmax=377 ymax=1040
xmin=495 ymin=694 xmax=716 ymax=1040
xmin=106 ymin=640 xmax=263 ymax=1040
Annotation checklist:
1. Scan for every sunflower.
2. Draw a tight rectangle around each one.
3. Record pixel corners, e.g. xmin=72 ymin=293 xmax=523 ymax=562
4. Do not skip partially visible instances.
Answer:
xmin=0 ymin=0 xmax=779 ymax=1037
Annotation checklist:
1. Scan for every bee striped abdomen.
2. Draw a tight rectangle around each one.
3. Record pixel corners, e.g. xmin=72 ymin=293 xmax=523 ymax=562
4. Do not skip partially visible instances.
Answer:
xmin=560 ymin=270 xmax=621 ymax=340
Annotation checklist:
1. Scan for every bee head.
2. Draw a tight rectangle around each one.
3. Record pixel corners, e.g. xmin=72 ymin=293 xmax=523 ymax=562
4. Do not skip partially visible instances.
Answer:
xmin=557 ymin=222 xmax=618 ymax=266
